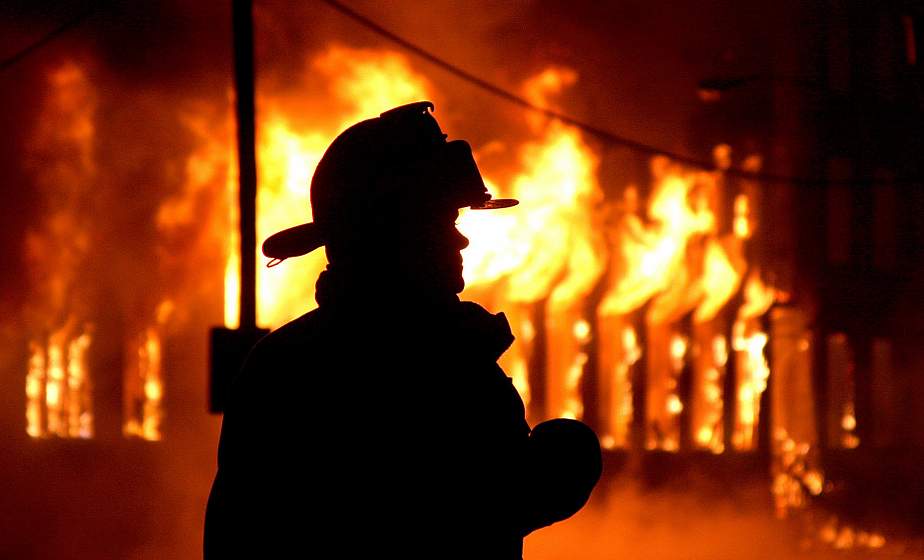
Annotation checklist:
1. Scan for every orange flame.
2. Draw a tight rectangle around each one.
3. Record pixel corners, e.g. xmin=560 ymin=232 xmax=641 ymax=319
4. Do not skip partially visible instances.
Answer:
xmin=461 ymin=67 xmax=604 ymax=421
xmin=24 ymin=62 xmax=97 ymax=439
xmin=201 ymin=47 xmax=776 ymax=451
xmin=599 ymin=160 xmax=716 ymax=320
xmin=460 ymin=67 xmax=604 ymax=306
xmin=123 ymin=300 xmax=171 ymax=441
xmin=215 ymin=46 xmax=436 ymax=329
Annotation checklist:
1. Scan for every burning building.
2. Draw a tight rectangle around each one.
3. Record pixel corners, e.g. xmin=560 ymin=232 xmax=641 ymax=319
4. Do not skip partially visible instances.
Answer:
xmin=2 ymin=1 xmax=924 ymax=558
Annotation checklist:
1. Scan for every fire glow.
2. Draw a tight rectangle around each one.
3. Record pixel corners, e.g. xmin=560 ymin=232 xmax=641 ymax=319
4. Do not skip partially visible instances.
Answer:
xmin=24 ymin=64 xmax=97 ymax=440
xmin=25 ymin=47 xmax=790 ymax=455
xmin=25 ymin=46 xmax=872 ymax=537
xmin=15 ymin=32 xmax=905 ymax=556
xmin=208 ymin=45 xmax=779 ymax=456
xmin=10 ymin=0 xmax=918 ymax=553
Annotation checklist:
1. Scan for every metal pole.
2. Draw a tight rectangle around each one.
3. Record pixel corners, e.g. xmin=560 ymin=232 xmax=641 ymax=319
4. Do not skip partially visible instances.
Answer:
xmin=208 ymin=0 xmax=267 ymax=414
xmin=233 ymin=0 xmax=257 ymax=329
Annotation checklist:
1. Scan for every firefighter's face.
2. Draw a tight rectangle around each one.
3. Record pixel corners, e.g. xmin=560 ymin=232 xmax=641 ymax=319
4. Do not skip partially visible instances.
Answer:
xmin=399 ymin=206 xmax=469 ymax=297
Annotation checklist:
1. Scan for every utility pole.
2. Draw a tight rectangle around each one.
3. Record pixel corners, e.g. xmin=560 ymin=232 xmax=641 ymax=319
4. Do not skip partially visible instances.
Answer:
xmin=233 ymin=0 xmax=258 ymax=330
xmin=209 ymin=0 xmax=268 ymax=413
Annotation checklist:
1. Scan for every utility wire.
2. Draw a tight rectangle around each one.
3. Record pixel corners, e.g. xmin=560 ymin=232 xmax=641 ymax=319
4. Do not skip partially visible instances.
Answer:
xmin=319 ymin=0 xmax=922 ymax=187
xmin=0 ymin=4 xmax=102 ymax=73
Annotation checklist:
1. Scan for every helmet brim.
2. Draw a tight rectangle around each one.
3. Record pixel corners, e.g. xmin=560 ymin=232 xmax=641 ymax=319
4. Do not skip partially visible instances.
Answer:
xmin=260 ymin=197 xmax=518 ymax=266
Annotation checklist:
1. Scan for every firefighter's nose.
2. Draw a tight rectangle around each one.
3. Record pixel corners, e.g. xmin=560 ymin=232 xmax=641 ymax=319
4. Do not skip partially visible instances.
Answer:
xmin=455 ymin=228 xmax=470 ymax=250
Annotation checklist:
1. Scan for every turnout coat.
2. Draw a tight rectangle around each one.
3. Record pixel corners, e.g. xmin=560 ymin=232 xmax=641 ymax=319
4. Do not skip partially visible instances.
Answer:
xmin=205 ymin=295 xmax=535 ymax=559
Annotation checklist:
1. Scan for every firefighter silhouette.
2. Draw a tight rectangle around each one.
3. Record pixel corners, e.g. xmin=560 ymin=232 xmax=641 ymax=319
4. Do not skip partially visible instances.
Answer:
xmin=204 ymin=102 xmax=601 ymax=559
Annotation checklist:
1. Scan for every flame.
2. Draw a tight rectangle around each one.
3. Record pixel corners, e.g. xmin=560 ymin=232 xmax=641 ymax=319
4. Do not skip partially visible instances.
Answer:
xmin=732 ymin=272 xmax=776 ymax=450
xmin=599 ymin=325 xmax=640 ymax=449
xmin=519 ymin=70 xmax=603 ymax=420
xmin=26 ymin=343 xmax=45 ymax=438
xmin=599 ymin=161 xmax=716 ymax=319
xmin=23 ymin=62 xmax=97 ymax=439
xmin=203 ymin=47 xmax=775 ymax=456
xmin=840 ymin=405 xmax=860 ymax=449
xmin=214 ymin=46 xmax=436 ymax=329
xmin=455 ymin=179 xmax=521 ymax=287
xmin=772 ymin=429 xmax=824 ymax=517
xmin=27 ymin=325 xmax=94 ymax=439
xmin=158 ymin=109 xmax=243 ymax=329
xmin=693 ymin=238 xmax=744 ymax=323
xmin=254 ymin=119 xmax=329 ymax=327
xmin=596 ymin=151 xmax=751 ymax=451
xmin=738 ymin=270 xmax=776 ymax=320
xmin=257 ymin=47 xmax=435 ymax=328
xmin=818 ymin=517 xmax=886 ymax=551
xmin=216 ymin=49 xmax=618 ymax=422
xmin=732 ymin=326 xmax=769 ymax=449
xmin=65 ymin=330 xmax=93 ymax=438
xmin=460 ymin=67 xmax=604 ymax=304
xmin=123 ymin=303 xmax=169 ymax=442
xmin=694 ymin=334 xmax=728 ymax=453
xmin=734 ymin=194 xmax=751 ymax=239
xmin=458 ymin=67 xmax=604 ymax=421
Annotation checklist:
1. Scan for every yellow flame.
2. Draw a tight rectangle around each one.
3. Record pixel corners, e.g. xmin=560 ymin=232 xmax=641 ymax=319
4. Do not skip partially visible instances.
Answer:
xmin=26 ymin=342 xmax=45 ymax=438
xmin=734 ymin=194 xmax=751 ymax=239
xmin=217 ymin=46 xmax=437 ymax=329
xmin=460 ymin=67 xmax=604 ymax=423
xmin=28 ymin=325 xmax=93 ymax=439
xmin=460 ymin=67 xmax=604 ymax=308
xmin=733 ymin=325 xmax=769 ymax=446
xmin=739 ymin=271 xmax=776 ymax=319
xmin=666 ymin=394 xmax=683 ymax=415
xmin=316 ymin=47 xmax=434 ymax=128
xmin=526 ymin=71 xmax=603 ymax=422
xmin=225 ymin=157 xmax=241 ymax=329
xmin=255 ymin=120 xmax=329 ymax=327
xmin=599 ymin=162 xmax=716 ymax=319
xmin=840 ymin=411 xmax=857 ymax=432
xmin=206 ymin=46 xmax=774 ymax=460
xmin=66 ymin=331 xmax=93 ymax=438
xmin=670 ymin=334 xmax=687 ymax=370
xmin=504 ymin=122 xmax=603 ymax=304
xmin=572 ymin=319 xmax=591 ymax=342
xmin=693 ymin=239 xmax=744 ymax=323
xmin=693 ymin=334 xmax=728 ymax=453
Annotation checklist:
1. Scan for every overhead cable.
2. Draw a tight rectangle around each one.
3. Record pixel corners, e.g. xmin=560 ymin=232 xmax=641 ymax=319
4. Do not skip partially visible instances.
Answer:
xmin=319 ymin=0 xmax=921 ymax=187
xmin=0 ymin=4 xmax=103 ymax=73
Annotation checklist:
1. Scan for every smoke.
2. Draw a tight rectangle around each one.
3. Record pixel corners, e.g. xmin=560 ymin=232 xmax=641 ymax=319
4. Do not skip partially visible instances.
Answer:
xmin=526 ymin=459 xmax=923 ymax=560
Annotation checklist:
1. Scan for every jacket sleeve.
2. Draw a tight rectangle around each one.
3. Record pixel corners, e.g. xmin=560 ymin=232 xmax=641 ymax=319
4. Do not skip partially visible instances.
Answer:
xmin=515 ymin=418 xmax=602 ymax=536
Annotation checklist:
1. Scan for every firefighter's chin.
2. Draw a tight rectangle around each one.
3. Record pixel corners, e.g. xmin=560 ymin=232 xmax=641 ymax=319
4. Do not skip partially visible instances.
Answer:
xmin=434 ymin=264 xmax=466 ymax=299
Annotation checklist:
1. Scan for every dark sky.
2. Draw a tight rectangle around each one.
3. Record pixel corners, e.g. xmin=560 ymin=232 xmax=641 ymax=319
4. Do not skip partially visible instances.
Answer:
xmin=0 ymin=0 xmax=794 ymax=154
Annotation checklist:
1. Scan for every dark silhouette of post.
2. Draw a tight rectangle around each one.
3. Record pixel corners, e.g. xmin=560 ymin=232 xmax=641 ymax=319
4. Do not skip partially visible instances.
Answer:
xmin=208 ymin=0 xmax=268 ymax=414
xmin=233 ymin=0 xmax=257 ymax=329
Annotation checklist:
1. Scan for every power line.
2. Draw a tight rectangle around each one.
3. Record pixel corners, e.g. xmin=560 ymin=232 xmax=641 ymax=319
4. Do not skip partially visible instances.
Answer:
xmin=319 ymin=0 xmax=922 ymax=187
xmin=0 ymin=4 xmax=103 ymax=73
